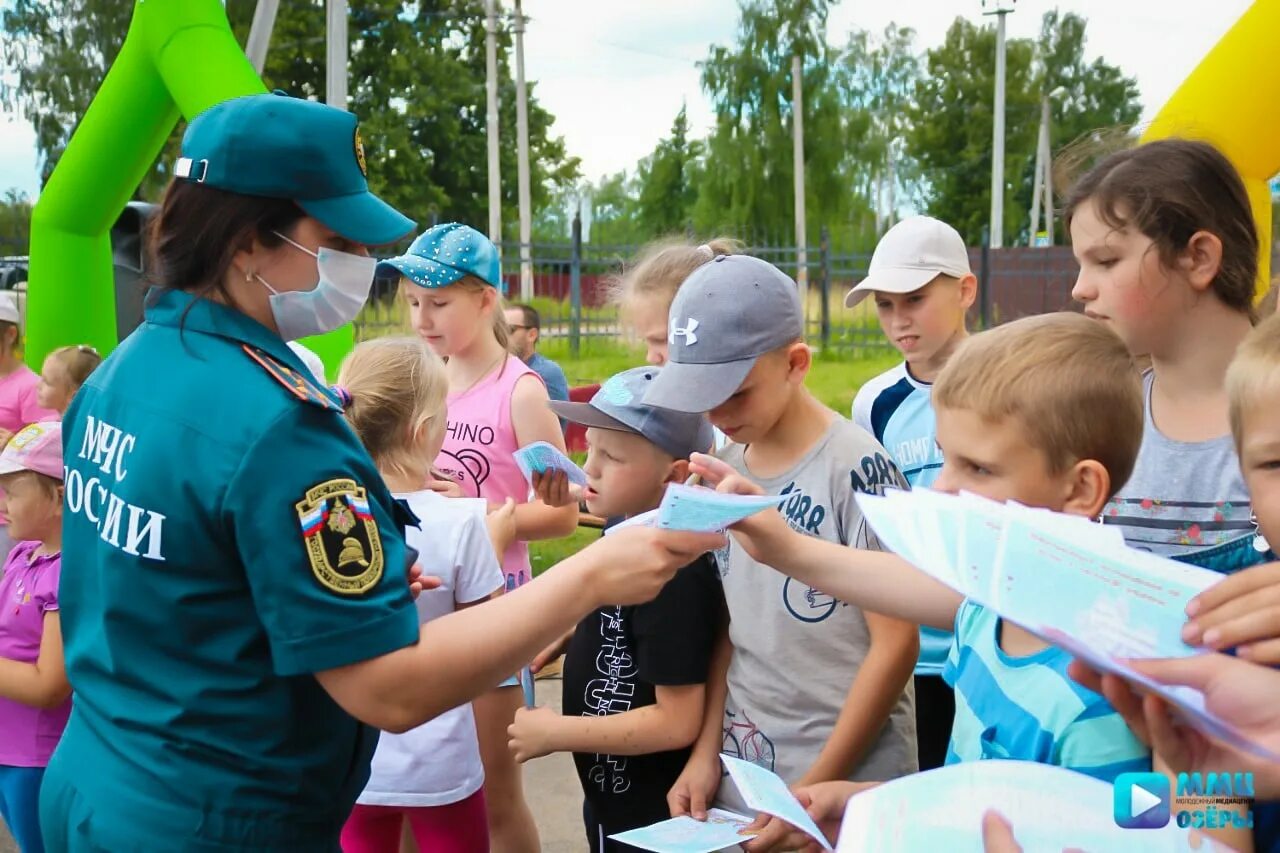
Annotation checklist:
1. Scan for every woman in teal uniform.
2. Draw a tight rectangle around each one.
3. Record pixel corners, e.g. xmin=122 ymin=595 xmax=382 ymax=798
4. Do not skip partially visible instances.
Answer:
xmin=41 ymin=93 xmax=721 ymax=852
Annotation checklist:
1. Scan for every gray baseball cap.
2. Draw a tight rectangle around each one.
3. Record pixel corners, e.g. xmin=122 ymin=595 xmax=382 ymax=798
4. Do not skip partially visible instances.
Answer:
xmin=643 ymin=254 xmax=803 ymax=413
xmin=549 ymin=367 xmax=714 ymax=459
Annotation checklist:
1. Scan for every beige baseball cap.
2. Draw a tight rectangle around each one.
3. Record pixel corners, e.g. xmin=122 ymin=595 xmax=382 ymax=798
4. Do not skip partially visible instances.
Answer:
xmin=845 ymin=216 xmax=972 ymax=307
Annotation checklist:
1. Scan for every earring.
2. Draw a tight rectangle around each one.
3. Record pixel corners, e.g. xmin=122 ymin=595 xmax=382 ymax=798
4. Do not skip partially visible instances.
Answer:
xmin=1253 ymin=513 xmax=1270 ymax=554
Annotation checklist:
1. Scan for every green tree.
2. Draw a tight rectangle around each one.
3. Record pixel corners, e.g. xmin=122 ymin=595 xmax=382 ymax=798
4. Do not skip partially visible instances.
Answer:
xmin=1026 ymin=9 xmax=1141 ymax=243
xmin=835 ymin=22 xmax=922 ymax=242
xmin=0 ymin=190 xmax=34 ymax=256
xmin=1 ymin=0 xmax=579 ymax=227
xmin=693 ymin=0 xmax=861 ymax=243
xmin=584 ymin=171 xmax=645 ymax=246
xmin=635 ymin=105 xmax=702 ymax=238
xmin=905 ymin=11 xmax=1140 ymax=246
xmin=905 ymin=17 xmax=1038 ymax=245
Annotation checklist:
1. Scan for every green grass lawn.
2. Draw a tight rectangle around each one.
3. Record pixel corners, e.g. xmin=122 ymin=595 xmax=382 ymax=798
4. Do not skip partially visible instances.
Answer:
xmin=528 ymin=341 xmax=900 ymax=574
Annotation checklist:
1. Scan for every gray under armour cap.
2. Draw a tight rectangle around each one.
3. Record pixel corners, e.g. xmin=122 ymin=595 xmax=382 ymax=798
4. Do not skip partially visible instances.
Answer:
xmin=643 ymin=254 xmax=804 ymax=413
xmin=549 ymin=366 xmax=715 ymax=459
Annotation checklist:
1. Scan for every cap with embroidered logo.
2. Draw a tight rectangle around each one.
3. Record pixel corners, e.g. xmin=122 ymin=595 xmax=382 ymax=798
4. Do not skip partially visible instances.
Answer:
xmin=550 ymin=367 xmax=714 ymax=459
xmin=643 ymin=254 xmax=803 ymax=414
xmin=844 ymin=216 xmax=971 ymax=307
xmin=376 ymin=223 xmax=503 ymax=292
xmin=0 ymin=422 xmax=63 ymax=481
xmin=176 ymin=92 xmax=415 ymax=246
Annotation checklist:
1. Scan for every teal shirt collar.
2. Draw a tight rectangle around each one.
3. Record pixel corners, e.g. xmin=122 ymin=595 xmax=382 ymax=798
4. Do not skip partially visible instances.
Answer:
xmin=144 ymin=287 xmax=301 ymax=367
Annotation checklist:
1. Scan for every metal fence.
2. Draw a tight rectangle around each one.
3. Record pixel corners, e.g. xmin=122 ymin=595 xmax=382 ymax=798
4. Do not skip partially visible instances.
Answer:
xmin=357 ymin=223 xmax=1089 ymax=358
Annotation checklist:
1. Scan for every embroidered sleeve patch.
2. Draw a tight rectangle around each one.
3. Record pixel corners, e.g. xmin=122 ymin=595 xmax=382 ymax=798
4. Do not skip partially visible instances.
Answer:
xmin=296 ymin=479 xmax=385 ymax=595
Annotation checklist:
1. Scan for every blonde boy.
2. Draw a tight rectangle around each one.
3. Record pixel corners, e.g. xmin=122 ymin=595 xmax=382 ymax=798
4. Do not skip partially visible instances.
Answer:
xmin=692 ymin=312 xmax=1153 ymax=804
xmin=848 ymin=216 xmax=977 ymax=770
xmin=644 ymin=255 xmax=919 ymax=850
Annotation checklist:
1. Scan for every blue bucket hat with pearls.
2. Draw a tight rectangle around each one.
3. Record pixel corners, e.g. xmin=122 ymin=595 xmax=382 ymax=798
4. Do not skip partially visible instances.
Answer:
xmin=376 ymin=222 xmax=504 ymax=291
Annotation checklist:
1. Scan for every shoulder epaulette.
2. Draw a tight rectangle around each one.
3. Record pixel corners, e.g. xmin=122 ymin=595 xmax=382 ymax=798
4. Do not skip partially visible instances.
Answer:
xmin=242 ymin=344 xmax=343 ymax=413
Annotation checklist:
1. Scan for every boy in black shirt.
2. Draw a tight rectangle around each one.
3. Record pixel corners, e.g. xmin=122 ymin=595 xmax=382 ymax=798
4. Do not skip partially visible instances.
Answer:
xmin=509 ymin=366 xmax=722 ymax=852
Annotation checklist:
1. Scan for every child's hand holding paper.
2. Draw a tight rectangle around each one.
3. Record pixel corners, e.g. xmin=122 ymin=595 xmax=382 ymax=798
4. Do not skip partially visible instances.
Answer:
xmin=531 ymin=468 xmax=580 ymax=509
xmin=514 ymin=441 xmax=588 ymax=489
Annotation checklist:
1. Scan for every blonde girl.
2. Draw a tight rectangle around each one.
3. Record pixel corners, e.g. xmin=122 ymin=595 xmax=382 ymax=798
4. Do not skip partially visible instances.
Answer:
xmin=377 ymin=223 xmax=576 ymax=853
xmin=336 ymin=337 xmax=511 ymax=853
xmin=36 ymin=345 xmax=101 ymax=417
xmin=608 ymin=237 xmax=739 ymax=365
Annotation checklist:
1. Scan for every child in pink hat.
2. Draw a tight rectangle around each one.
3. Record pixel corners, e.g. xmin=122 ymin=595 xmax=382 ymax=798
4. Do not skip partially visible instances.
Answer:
xmin=0 ymin=421 xmax=69 ymax=853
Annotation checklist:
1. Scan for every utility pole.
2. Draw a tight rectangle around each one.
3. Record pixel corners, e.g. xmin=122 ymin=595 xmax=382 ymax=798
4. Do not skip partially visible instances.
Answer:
xmin=1029 ymin=95 xmax=1052 ymax=245
xmin=325 ymin=0 xmax=348 ymax=109
xmin=484 ymin=0 xmax=502 ymax=246
xmin=514 ymin=0 xmax=533 ymax=301
xmin=982 ymin=0 xmax=1015 ymax=249
xmin=791 ymin=54 xmax=808 ymax=310
xmin=245 ymin=0 xmax=280 ymax=74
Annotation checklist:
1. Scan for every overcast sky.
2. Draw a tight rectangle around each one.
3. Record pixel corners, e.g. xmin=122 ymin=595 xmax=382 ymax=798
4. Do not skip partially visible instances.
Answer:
xmin=0 ymin=0 xmax=1256 ymax=199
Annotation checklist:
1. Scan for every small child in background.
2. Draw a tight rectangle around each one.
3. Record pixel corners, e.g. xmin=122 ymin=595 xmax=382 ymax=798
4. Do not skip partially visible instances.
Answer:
xmin=0 ymin=294 xmax=57 ymax=563
xmin=847 ymin=215 xmax=976 ymax=772
xmin=508 ymin=367 xmax=721 ymax=852
xmin=336 ymin=337 xmax=513 ymax=853
xmin=379 ymin=222 xmax=576 ymax=853
xmin=647 ymin=255 xmax=919 ymax=852
xmin=0 ymin=421 xmax=71 ymax=853
xmin=36 ymin=345 xmax=101 ymax=418
xmin=608 ymin=237 xmax=739 ymax=366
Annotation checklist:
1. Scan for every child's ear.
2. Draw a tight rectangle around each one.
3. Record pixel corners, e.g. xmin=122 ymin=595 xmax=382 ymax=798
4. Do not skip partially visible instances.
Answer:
xmin=1062 ymin=459 xmax=1111 ymax=519
xmin=1182 ymin=230 xmax=1225 ymax=293
xmin=786 ymin=341 xmax=812 ymax=384
xmin=958 ymin=274 xmax=979 ymax=310
xmin=667 ymin=457 xmax=691 ymax=485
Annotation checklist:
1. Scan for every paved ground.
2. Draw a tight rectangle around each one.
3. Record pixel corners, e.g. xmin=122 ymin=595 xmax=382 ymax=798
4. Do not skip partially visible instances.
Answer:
xmin=0 ymin=668 xmax=586 ymax=853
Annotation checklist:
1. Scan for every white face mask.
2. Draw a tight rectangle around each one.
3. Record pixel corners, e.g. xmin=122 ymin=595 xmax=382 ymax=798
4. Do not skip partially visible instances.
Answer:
xmin=254 ymin=232 xmax=376 ymax=341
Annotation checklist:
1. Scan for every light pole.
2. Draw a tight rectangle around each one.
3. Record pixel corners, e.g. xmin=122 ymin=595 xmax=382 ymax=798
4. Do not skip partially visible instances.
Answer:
xmin=513 ymin=0 xmax=533 ymax=302
xmin=325 ymin=0 xmax=348 ymax=109
xmin=484 ymin=0 xmax=502 ymax=247
xmin=982 ymin=0 xmax=1015 ymax=249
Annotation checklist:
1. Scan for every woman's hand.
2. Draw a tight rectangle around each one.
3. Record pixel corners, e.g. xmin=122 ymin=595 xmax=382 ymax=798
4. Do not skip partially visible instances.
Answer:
xmin=580 ymin=527 xmax=725 ymax=608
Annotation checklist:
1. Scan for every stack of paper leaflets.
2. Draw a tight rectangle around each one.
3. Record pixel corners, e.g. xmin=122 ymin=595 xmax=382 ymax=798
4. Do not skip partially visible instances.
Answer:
xmin=854 ymin=488 xmax=1278 ymax=762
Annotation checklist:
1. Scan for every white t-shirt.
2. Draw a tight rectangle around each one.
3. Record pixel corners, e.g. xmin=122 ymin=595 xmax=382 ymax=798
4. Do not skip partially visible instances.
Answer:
xmin=357 ymin=490 xmax=504 ymax=807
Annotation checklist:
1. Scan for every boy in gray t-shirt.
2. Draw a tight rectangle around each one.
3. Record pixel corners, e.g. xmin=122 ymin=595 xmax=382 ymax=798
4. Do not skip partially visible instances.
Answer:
xmin=644 ymin=256 xmax=918 ymax=845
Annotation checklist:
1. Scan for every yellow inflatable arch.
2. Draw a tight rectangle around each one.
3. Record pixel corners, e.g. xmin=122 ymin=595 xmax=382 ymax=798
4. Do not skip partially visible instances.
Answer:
xmin=1141 ymin=0 xmax=1280 ymax=297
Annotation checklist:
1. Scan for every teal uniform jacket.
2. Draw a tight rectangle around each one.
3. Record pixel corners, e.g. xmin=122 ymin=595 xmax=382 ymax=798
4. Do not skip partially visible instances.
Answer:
xmin=40 ymin=288 xmax=421 ymax=852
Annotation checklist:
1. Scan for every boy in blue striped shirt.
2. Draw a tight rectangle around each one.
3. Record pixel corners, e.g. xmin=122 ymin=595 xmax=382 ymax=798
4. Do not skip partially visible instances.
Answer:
xmin=690 ymin=313 xmax=1152 ymax=798
xmin=849 ymin=216 xmax=977 ymax=771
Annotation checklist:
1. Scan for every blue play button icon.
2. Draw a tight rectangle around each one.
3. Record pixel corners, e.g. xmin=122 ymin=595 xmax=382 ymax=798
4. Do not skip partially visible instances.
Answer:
xmin=1114 ymin=772 xmax=1171 ymax=829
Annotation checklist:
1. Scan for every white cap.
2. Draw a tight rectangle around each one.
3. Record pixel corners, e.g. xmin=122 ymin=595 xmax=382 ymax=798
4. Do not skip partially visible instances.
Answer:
xmin=845 ymin=216 xmax=972 ymax=307
xmin=0 ymin=291 xmax=20 ymax=326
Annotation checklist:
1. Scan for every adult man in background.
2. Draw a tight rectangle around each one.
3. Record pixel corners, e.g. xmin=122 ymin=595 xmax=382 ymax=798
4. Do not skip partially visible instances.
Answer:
xmin=506 ymin=303 xmax=569 ymax=408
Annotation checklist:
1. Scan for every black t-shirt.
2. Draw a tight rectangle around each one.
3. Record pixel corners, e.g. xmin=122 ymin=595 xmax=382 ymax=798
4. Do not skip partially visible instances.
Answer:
xmin=561 ymin=548 xmax=722 ymax=845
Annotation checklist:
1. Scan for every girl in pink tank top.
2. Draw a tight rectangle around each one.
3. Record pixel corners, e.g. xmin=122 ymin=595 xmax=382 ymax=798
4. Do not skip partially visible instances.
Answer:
xmin=378 ymin=223 xmax=578 ymax=853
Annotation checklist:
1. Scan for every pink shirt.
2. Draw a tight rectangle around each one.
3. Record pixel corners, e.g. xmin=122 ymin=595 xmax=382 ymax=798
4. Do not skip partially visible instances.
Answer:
xmin=0 ymin=366 xmax=58 ymax=527
xmin=435 ymin=356 xmax=543 ymax=588
xmin=0 ymin=541 xmax=69 ymax=767
xmin=0 ymin=365 xmax=57 ymax=433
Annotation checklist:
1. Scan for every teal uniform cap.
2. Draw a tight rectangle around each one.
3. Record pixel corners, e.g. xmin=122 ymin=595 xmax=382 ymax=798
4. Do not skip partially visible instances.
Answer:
xmin=176 ymin=92 xmax=415 ymax=246
xmin=377 ymin=222 xmax=504 ymax=291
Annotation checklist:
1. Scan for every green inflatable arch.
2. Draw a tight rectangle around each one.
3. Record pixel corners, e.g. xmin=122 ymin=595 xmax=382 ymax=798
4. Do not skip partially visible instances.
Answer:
xmin=26 ymin=0 xmax=355 ymax=378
